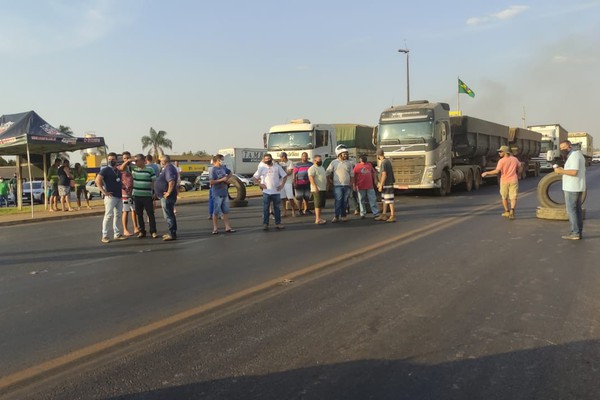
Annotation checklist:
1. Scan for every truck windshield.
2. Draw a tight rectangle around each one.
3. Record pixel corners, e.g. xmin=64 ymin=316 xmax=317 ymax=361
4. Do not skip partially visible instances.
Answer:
xmin=378 ymin=121 xmax=434 ymax=144
xmin=267 ymin=131 xmax=314 ymax=150
xmin=540 ymin=140 xmax=553 ymax=153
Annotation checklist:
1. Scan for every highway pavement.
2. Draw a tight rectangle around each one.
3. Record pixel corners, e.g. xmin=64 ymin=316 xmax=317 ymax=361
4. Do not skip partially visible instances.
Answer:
xmin=1 ymin=167 xmax=599 ymax=399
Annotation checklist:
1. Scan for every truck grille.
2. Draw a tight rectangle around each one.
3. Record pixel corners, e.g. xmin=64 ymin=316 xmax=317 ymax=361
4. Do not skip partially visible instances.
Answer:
xmin=389 ymin=156 xmax=425 ymax=185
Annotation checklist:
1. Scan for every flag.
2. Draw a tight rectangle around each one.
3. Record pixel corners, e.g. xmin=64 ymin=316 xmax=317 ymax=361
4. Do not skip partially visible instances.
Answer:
xmin=458 ymin=78 xmax=475 ymax=98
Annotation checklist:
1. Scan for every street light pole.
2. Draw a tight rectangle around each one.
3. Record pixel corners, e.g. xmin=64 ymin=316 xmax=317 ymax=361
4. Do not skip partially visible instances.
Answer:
xmin=398 ymin=48 xmax=410 ymax=103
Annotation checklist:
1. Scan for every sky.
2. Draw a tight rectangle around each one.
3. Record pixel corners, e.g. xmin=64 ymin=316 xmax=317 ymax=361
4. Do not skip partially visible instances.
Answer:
xmin=1 ymin=0 xmax=599 ymax=156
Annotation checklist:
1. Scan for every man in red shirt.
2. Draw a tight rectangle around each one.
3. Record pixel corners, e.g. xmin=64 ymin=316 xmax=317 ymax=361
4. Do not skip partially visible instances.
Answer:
xmin=353 ymin=154 xmax=380 ymax=219
xmin=482 ymin=145 xmax=523 ymax=219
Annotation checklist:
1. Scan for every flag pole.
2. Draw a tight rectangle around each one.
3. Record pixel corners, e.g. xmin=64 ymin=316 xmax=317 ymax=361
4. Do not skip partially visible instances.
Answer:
xmin=457 ymin=77 xmax=461 ymax=113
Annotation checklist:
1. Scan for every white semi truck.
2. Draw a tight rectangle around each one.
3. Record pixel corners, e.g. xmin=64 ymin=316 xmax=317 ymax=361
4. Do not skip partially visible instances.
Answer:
xmin=263 ymin=119 xmax=376 ymax=165
xmin=567 ymin=132 xmax=594 ymax=166
xmin=217 ymin=148 xmax=266 ymax=176
xmin=528 ymin=124 xmax=568 ymax=171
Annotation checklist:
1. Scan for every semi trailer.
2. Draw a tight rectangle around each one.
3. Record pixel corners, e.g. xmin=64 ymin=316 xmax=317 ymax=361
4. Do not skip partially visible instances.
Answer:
xmin=528 ymin=124 xmax=568 ymax=171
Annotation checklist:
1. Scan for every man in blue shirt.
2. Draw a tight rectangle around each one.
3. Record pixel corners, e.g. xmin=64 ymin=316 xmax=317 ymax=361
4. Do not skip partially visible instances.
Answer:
xmin=96 ymin=152 xmax=126 ymax=243
xmin=554 ymin=140 xmax=586 ymax=240
xmin=209 ymin=154 xmax=235 ymax=234
xmin=155 ymin=155 xmax=178 ymax=241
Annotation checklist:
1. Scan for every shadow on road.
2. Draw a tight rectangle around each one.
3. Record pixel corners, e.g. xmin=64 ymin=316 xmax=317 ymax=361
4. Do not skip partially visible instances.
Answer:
xmin=105 ymin=339 xmax=600 ymax=400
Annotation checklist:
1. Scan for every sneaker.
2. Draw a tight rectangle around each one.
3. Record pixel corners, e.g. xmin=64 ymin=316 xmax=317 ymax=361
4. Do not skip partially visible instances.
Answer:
xmin=101 ymin=237 xmax=110 ymax=243
xmin=374 ymin=215 xmax=388 ymax=221
xmin=508 ymin=210 xmax=515 ymax=220
xmin=162 ymin=234 xmax=175 ymax=241
xmin=331 ymin=217 xmax=339 ymax=223
xmin=501 ymin=211 xmax=510 ymax=217
xmin=151 ymin=233 xmax=159 ymax=239
xmin=263 ymin=224 xmax=269 ymax=231
xmin=275 ymin=224 xmax=285 ymax=230
xmin=137 ymin=232 xmax=146 ymax=238
xmin=385 ymin=216 xmax=397 ymax=223
xmin=561 ymin=233 xmax=581 ymax=240
xmin=360 ymin=215 xmax=366 ymax=219
xmin=341 ymin=216 xmax=349 ymax=222
xmin=113 ymin=235 xmax=127 ymax=241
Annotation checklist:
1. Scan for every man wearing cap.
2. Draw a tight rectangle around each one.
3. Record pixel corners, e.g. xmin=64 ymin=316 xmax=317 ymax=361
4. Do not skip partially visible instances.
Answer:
xmin=326 ymin=145 xmax=354 ymax=222
xmin=482 ymin=145 xmax=522 ymax=219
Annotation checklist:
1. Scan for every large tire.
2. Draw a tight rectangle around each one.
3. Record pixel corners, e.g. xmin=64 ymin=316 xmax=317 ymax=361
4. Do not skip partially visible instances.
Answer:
xmin=229 ymin=200 xmax=248 ymax=208
xmin=536 ymin=206 xmax=586 ymax=221
xmin=464 ymin=169 xmax=473 ymax=192
xmin=537 ymin=172 xmax=588 ymax=209
xmin=434 ymin=170 xmax=450 ymax=196
xmin=227 ymin=175 xmax=247 ymax=201
xmin=473 ymin=168 xmax=481 ymax=190
xmin=178 ymin=185 xmax=187 ymax=193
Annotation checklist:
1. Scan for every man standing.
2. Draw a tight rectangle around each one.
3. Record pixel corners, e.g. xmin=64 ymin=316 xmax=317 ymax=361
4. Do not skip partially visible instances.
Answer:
xmin=72 ymin=163 xmax=91 ymax=210
xmin=278 ymin=152 xmax=297 ymax=217
xmin=375 ymin=149 xmax=396 ymax=223
xmin=155 ymin=155 xmax=178 ymax=241
xmin=132 ymin=154 xmax=157 ymax=238
xmin=0 ymin=177 xmax=9 ymax=207
xmin=307 ymin=154 xmax=327 ymax=225
xmin=57 ymin=159 xmax=74 ymax=212
xmin=554 ymin=140 xmax=586 ymax=240
xmin=253 ymin=153 xmax=287 ymax=230
xmin=326 ymin=145 xmax=354 ymax=223
xmin=293 ymin=152 xmax=313 ymax=215
xmin=96 ymin=152 xmax=125 ymax=243
xmin=353 ymin=154 xmax=380 ymax=219
xmin=209 ymin=154 xmax=235 ymax=234
xmin=47 ymin=158 xmax=62 ymax=211
xmin=482 ymin=145 xmax=522 ymax=220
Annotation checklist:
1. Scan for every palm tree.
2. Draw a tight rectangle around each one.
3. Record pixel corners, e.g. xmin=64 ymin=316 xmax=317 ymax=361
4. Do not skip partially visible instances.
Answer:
xmin=141 ymin=128 xmax=173 ymax=159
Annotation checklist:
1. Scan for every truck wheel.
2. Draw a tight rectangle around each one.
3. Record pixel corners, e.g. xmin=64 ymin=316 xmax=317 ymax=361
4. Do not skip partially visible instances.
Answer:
xmin=229 ymin=200 xmax=248 ymax=208
xmin=536 ymin=206 xmax=568 ymax=220
xmin=178 ymin=185 xmax=187 ymax=193
xmin=464 ymin=169 xmax=473 ymax=192
xmin=537 ymin=172 xmax=588 ymax=209
xmin=227 ymin=175 xmax=247 ymax=201
xmin=472 ymin=168 xmax=481 ymax=190
xmin=435 ymin=171 xmax=450 ymax=196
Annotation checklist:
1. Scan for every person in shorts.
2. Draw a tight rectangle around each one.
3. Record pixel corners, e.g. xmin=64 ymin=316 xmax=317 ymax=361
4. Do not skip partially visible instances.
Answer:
xmin=118 ymin=151 xmax=138 ymax=236
xmin=307 ymin=154 xmax=327 ymax=225
xmin=57 ymin=159 xmax=74 ymax=211
xmin=209 ymin=154 xmax=235 ymax=234
xmin=375 ymin=149 xmax=396 ymax=223
xmin=72 ymin=163 xmax=91 ymax=210
xmin=481 ymin=145 xmax=522 ymax=220
xmin=47 ymin=158 xmax=62 ymax=211
xmin=293 ymin=152 xmax=313 ymax=216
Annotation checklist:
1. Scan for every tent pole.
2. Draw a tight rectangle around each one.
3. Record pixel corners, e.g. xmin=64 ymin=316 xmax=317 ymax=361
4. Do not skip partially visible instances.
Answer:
xmin=26 ymin=144 xmax=34 ymax=218
xmin=16 ymin=156 xmax=22 ymax=210
xmin=43 ymin=153 xmax=48 ymax=210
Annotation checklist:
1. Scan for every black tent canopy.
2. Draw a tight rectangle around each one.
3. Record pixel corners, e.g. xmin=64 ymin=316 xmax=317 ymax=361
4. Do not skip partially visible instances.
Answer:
xmin=0 ymin=111 xmax=106 ymax=213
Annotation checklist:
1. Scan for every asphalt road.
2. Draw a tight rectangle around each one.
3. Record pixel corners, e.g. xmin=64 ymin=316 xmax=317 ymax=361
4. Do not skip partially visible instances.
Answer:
xmin=1 ymin=168 xmax=599 ymax=399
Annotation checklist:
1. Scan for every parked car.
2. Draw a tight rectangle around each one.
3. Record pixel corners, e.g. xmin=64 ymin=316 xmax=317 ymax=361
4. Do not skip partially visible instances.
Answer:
xmin=178 ymin=179 xmax=194 ymax=192
xmin=86 ymin=180 xmax=104 ymax=200
xmin=234 ymin=174 xmax=253 ymax=186
xmin=22 ymin=181 xmax=47 ymax=204
xmin=194 ymin=175 xmax=210 ymax=191
xmin=592 ymin=155 xmax=600 ymax=164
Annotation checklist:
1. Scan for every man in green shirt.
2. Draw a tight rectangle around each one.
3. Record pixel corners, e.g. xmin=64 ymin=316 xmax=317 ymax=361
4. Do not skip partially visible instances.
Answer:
xmin=132 ymin=154 xmax=157 ymax=238
xmin=47 ymin=158 xmax=62 ymax=211
xmin=0 ymin=177 xmax=9 ymax=207
xmin=73 ymin=163 xmax=91 ymax=210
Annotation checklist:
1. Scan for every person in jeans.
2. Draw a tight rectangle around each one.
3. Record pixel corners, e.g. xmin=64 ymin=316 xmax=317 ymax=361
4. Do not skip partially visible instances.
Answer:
xmin=293 ymin=152 xmax=313 ymax=216
xmin=307 ymin=155 xmax=327 ymax=225
xmin=253 ymin=153 xmax=287 ymax=230
xmin=353 ymin=154 xmax=380 ymax=219
xmin=326 ymin=145 xmax=354 ymax=223
xmin=155 ymin=155 xmax=178 ymax=241
xmin=96 ymin=152 xmax=126 ymax=243
xmin=132 ymin=154 xmax=157 ymax=238
xmin=209 ymin=154 xmax=235 ymax=234
xmin=554 ymin=140 xmax=586 ymax=240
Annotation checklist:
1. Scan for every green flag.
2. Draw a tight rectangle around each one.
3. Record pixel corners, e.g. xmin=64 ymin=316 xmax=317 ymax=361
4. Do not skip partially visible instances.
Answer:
xmin=458 ymin=78 xmax=475 ymax=98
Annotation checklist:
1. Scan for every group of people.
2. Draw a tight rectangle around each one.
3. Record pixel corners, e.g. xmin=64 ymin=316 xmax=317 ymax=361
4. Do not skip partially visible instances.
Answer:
xmin=46 ymin=158 xmax=92 ymax=212
xmin=483 ymin=140 xmax=587 ymax=239
xmin=95 ymin=152 xmax=179 ymax=243
xmin=250 ymin=145 xmax=396 ymax=231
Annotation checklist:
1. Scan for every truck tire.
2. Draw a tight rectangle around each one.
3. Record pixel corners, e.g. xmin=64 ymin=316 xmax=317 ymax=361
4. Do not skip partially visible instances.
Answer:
xmin=434 ymin=170 xmax=450 ymax=196
xmin=472 ymin=168 xmax=481 ymax=190
xmin=229 ymin=200 xmax=248 ymax=208
xmin=464 ymin=169 xmax=473 ymax=192
xmin=227 ymin=175 xmax=247 ymax=202
xmin=537 ymin=172 xmax=588 ymax=209
xmin=536 ymin=206 xmax=586 ymax=221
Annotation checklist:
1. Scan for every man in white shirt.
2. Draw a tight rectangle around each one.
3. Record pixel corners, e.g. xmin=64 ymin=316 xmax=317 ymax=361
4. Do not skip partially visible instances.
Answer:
xmin=554 ymin=140 xmax=586 ymax=240
xmin=253 ymin=153 xmax=287 ymax=230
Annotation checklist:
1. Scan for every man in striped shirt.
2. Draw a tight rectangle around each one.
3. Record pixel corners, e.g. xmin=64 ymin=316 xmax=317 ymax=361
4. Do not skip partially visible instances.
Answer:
xmin=132 ymin=154 xmax=157 ymax=238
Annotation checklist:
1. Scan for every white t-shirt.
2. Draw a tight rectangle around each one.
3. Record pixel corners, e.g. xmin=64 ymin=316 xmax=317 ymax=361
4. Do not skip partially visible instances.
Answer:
xmin=308 ymin=165 xmax=327 ymax=191
xmin=279 ymin=160 xmax=294 ymax=187
xmin=253 ymin=164 xmax=287 ymax=195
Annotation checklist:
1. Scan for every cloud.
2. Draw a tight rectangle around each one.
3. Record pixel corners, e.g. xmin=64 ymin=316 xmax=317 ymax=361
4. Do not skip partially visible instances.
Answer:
xmin=467 ymin=5 xmax=529 ymax=26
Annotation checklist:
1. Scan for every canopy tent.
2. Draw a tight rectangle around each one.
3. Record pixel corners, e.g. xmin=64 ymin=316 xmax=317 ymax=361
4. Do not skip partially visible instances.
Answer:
xmin=0 ymin=111 xmax=106 ymax=215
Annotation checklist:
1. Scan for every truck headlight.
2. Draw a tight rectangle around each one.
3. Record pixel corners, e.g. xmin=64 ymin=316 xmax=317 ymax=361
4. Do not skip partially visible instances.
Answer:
xmin=424 ymin=166 xmax=436 ymax=183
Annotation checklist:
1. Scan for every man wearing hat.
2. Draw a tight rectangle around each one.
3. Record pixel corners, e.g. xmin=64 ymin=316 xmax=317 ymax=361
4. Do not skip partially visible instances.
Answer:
xmin=481 ymin=145 xmax=522 ymax=219
xmin=326 ymin=145 xmax=354 ymax=222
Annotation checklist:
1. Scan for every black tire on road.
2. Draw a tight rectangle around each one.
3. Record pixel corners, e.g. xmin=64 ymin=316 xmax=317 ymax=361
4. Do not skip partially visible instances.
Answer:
xmin=464 ymin=169 xmax=473 ymax=192
xmin=537 ymin=172 xmax=588 ymax=209
xmin=473 ymin=168 xmax=481 ymax=190
xmin=179 ymin=185 xmax=187 ymax=193
xmin=229 ymin=200 xmax=249 ymax=208
xmin=435 ymin=170 xmax=450 ymax=196
xmin=227 ymin=175 xmax=247 ymax=202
